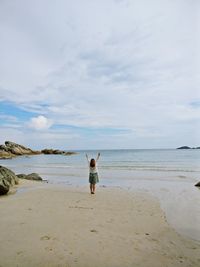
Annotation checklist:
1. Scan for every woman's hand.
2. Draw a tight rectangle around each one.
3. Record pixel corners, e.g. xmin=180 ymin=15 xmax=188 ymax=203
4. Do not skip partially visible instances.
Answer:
xmin=96 ymin=152 xmax=100 ymax=161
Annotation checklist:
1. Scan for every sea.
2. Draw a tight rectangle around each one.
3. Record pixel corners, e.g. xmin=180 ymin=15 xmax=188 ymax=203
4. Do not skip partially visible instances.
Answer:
xmin=1 ymin=149 xmax=200 ymax=241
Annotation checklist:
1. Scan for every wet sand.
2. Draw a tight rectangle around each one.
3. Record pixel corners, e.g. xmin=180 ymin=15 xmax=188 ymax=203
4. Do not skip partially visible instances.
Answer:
xmin=0 ymin=180 xmax=200 ymax=267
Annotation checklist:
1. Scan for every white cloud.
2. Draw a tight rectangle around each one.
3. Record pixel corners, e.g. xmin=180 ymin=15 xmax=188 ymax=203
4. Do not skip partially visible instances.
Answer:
xmin=28 ymin=115 xmax=53 ymax=131
xmin=0 ymin=114 xmax=18 ymax=122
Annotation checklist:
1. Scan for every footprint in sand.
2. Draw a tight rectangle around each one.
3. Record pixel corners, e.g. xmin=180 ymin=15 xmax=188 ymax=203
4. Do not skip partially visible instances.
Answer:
xmin=90 ymin=229 xmax=98 ymax=233
xmin=45 ymin=247 xmax=53 ymax=252
xmin=150 ymin=238 xmax=158 ymax=242
xmin=40 ymin=235 xmax=51 ymax=241
xmin=17 ymin=251 xmax=23 ymax=256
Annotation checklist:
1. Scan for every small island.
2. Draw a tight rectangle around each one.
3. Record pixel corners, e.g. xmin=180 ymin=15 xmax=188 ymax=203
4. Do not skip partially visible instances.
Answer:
xmin=177 ymin=146 xmax=200 ymax=149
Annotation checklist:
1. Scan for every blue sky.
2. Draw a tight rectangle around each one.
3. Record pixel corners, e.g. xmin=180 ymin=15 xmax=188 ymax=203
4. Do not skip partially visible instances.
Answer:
xmin=0 ymin=0 xmax=199 ymax=149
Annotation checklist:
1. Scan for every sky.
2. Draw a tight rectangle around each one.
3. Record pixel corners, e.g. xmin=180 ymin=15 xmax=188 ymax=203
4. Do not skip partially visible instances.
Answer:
xmin=0 ymin=0 xmax=199 ymax=150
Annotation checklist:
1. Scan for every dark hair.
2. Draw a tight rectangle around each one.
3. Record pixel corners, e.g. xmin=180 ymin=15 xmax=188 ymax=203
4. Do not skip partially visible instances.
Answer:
xmin=90 ymin=158 xmax=96 ymax=168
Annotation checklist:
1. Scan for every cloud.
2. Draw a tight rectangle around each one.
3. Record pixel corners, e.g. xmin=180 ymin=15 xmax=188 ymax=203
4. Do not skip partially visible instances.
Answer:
xmin=0 ymin=0 xmax=199 ymax=148
xmin=28 ymin=115 xmax=53 ymax=131
xmin=0 ymin=113 xmax=18 ymax=122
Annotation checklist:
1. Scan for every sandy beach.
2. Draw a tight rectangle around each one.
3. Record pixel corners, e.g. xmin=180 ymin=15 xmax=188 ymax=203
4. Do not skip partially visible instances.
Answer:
xmin=0 ymin=180 xmax=200 ymax=267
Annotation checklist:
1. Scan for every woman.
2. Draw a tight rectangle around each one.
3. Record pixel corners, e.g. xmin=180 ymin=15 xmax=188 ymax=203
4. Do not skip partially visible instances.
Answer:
xmin=86 ymin=153 xmax=100 ymax=194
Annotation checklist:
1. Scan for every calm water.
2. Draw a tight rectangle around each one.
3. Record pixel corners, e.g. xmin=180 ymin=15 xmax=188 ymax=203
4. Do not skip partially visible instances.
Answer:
xmin=1 ymin=149 xmax=200 ymax=241
xmin=1 ymin=149 xmax=200 ymax=184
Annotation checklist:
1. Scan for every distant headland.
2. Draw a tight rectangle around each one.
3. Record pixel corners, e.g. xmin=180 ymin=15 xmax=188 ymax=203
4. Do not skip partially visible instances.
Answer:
xmin=0 ymin=141 xmax=77 ymax=159
xmin=176 ymin=146 xmax=200 ymax=149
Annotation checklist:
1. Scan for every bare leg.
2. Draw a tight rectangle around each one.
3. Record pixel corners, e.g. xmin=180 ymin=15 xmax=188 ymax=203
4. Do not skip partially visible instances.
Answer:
xmin=90 ymin=184 xmax=93 ymax=194
xmin=92 ymin=184 xmax=96 ymax=194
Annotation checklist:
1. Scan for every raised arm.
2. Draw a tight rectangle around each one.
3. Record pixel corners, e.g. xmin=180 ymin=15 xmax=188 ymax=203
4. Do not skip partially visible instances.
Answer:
xmin=85 ymin=153 xmax=89 ymax=164
xmin=96 ymin=152 xmax=100 ymax=162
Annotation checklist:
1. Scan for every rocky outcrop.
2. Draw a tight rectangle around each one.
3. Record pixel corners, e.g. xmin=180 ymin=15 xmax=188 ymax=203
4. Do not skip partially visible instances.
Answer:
xmin=17 ymin=173 xmax=43 ymax=181
xmin=195 ymin=181 xmax=200 ymax=187
xmin=177 ymin=146 xmax=200 ymax=149
xmin=0 ymin=149 xmax=15 ymax=159
xmin=177 ymin=146 xmax=191 ymax=149
xmin=41 ymin=149 xmax=76 ymax=155
xmin=0 ymin=166 xmax=19 ymax=195
xmin=0 ymin=141 xmax=41 ymax=159
xmin=0 ymin=165 xmax=44 ymax=195
xmin=0 ymin=141 xmax=76 ymax=159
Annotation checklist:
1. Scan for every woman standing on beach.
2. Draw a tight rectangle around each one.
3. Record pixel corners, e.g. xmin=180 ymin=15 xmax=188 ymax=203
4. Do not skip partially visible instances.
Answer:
xmin=86 ymin=153 xmax=100 ymax=194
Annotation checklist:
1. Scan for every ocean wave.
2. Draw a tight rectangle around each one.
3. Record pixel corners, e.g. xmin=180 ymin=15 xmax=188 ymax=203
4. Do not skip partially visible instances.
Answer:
xmin=100 ymin=166 xmax=200 ymax=172
xmin=14 ymin=164 xmax=81 ymax=169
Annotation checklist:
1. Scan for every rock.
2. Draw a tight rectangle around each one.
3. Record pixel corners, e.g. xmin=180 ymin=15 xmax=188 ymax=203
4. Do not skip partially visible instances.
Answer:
xmin=0 ymin=145 xmax=10 ymax=152
xmin=177 ymin=146 xmax=191 ymax=149
xmin=41 ymin=148 xmax=76 ymax=155
xmin=0 ymin=141 xmax=41 ymax=159
xmin=0 ymin=144 xmax=16 ymax=158
xmin=0 ymin=166 xmax=19 ymax=195
xmin=41 ymin=149 xmax=54 ymax=154
xmin=177 ymin=146 xmax=200 ymax=149
xmin=27 ymin=173 xmax=43 ymax=181
xmin=53 ymin=149 xmax=64 ymax=154
xmin=0 ymin=141 xmax=77 ymax=159
xmin=17 ymin=173 xmax=43 ymax=181
xmin=16 ymin=174 xmax=27 ymax=179
xmin=0 ymin=166 xmax=19 ymax=186
xmin=5 ymin=141 xmax=36 ymax=155
xmin=195 ymin=181 xmax=200 ymax=187
xmin=0 ymin=150 xmax=15 ymax=159
xmin=0 ymin=178 xmax=10 ymax=195
xmin=0 ymin=166 xmax=44 ymax=195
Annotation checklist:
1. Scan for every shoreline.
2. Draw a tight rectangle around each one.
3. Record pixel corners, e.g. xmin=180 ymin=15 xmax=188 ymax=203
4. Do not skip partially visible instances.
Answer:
xmin=0 ymin=181 xmax=200 ymax=267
